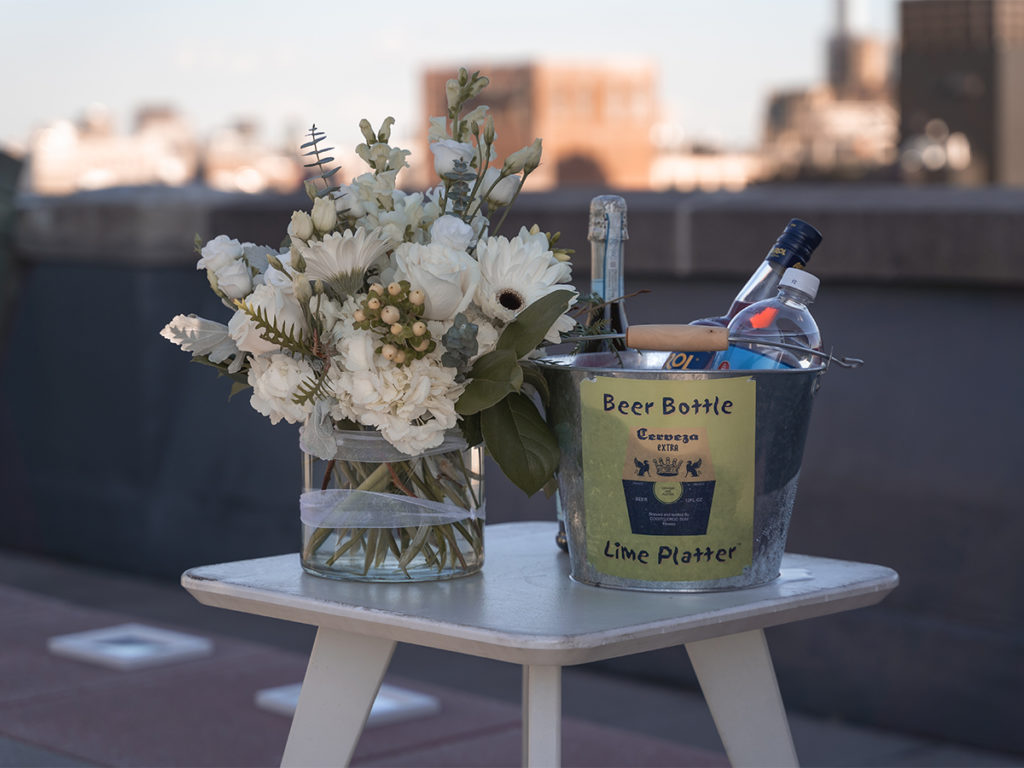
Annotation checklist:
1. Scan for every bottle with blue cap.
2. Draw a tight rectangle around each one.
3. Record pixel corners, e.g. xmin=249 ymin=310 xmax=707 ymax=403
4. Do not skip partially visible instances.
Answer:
xmin=664 ymin=218 xmax=823 ymax=370
xmin=711 ymin=267 xmax=823 ymax=370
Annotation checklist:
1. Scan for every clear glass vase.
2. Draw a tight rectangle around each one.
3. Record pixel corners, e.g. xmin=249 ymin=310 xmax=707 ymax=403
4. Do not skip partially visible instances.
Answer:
xmin=300 ymin=431 xmax=484 ymax=582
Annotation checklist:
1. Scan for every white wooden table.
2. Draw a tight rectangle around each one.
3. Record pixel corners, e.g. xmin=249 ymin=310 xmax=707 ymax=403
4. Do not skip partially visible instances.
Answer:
xmin=181 ymin=521 xmax=898 ymax=768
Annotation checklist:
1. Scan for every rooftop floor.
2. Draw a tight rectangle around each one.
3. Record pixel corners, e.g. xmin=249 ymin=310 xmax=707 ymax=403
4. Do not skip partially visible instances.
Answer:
xmin=1 ymin=546 xmax=1019 ymax=768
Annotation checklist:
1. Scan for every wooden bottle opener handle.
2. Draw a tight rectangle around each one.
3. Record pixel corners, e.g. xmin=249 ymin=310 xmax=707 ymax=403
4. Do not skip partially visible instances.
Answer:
xmin=624 ymin=324 xmax=729 ymax=352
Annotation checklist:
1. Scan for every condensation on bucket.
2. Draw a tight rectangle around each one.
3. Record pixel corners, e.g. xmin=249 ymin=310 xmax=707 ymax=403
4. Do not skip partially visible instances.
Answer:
xmin=539 ymin=350 xmax=824 ymax=592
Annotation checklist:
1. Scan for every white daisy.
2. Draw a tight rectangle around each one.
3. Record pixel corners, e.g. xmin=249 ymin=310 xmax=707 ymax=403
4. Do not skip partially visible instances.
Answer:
xmin=295 ymin=228 xmax=390 ymax=300
xmin=474 ymin=227 xmax=575 ymax=332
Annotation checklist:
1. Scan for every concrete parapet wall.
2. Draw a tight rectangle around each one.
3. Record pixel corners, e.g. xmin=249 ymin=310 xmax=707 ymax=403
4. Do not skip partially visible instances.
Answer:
xmin=2 ymin=185 xmax=1021 ymax=755
xmin=14 ymin=184 xmax=1024 ymax=285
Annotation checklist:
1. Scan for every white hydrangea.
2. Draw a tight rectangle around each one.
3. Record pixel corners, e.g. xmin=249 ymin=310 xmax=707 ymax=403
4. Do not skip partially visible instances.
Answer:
xmin=327 ymin=349 xmax=464 ymax=456
xmin=248 ymin=352 xmax=316 ymax=425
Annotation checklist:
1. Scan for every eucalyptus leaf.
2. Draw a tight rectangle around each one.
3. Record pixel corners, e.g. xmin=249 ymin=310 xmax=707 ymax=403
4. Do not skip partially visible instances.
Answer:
xmin=496 ymin=289 xmax=574 ymax=359
xmin=480 ymin=392 xmax=561 ymax=496
xmin=456 ymin=349 xmax=522 ymax=415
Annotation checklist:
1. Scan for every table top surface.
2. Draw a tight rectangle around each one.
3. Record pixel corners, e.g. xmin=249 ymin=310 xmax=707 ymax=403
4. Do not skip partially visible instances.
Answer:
xmin=182 ymin=522 xmax=898 ymax=665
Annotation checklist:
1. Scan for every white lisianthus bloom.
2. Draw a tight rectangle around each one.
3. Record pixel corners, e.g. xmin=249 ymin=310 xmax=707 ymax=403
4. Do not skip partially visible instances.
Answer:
xmin=480 ymin=167 xmax=521 ymax=206
xmin=333 ymin=185 xmax=366 ymax=219
xmin=295 ymin=228 xmax=390 ymax=300
xmin=248 ymin=352 xmax=315 ymax=425
xmin=214 ymin=258 xmax=253 ymax=299
xmin=429 ymin=215 xmax=474 ymax=252
xmin=196 ymin=234 xmax=243 ymax=272
xmin=242 ymin=243 xmax=277 ymax=276
xmin=475 ymin=227 xmax=577 ymax=343
xmin=393 ymin=242 xmax=480 ymax=321
xmin=228 ymin=282 xmax=308 ymax=355
xmin=288 ymin=211 xmax=314 ymax=242
xmin=311 ymin=196 xmax=337 ymax=233
xmin=430 ymin=139 xmax=475 ymax=177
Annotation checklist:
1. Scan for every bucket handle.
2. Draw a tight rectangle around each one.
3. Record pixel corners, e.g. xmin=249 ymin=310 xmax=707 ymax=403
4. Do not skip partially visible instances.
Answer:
xmin=559 ymin=325 xmax=864 ymax=369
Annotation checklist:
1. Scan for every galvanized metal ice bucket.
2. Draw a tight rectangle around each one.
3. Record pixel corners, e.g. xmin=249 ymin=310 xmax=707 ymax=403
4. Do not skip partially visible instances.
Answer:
xmin=538 ymin=350 xmax=824 ymax=591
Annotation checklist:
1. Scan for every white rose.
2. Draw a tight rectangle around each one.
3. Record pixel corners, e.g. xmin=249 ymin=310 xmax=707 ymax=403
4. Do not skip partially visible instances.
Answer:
xmin=214 ymin=258 xmax=253 ymax=299
xmin=197 ymin=234 xmax=243 ymax=272
xmin=289 ymin=210 xmax=314 ymax=241
xmin=248 ymin=352 xmax=315 ymax=425
xmin=480 ymin=167 xmax=521 ymax=206
xmin=311 ymin=196 xmax=337 ymax=233
xmin=429 ymin=215 xmax=474 ymax=252
xmin=393 ymin=242 xmax=481 ymax=321
xmin=228 ymin=282 xmax=308 ymax=355
xmin=430 ymin=139 xmax=475 ymax=177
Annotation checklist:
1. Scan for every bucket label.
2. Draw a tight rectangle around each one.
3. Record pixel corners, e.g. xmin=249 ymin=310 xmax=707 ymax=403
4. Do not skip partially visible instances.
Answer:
xmin=580 ymin=377 xmax=756 ymax=582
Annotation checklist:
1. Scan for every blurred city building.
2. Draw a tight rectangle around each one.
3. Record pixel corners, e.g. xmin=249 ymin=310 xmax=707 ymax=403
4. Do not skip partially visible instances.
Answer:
xmin=760 ymin=0 xmax=899 ymax=181
xmin=24 ymin=107 xmax=303 ymax=196
xmin=203 ymin=119 xmax=303 ymax=194
xmin=27 ymin=105 xmax=199 ymax=195
xmin=418 ymin=62 xmax=657 ymax=190
xmin=898 ymin=0 xmax=1024 ymax=185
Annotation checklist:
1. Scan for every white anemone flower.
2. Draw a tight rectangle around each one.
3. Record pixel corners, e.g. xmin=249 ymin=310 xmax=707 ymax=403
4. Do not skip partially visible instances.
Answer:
xmin=295 ymin=228 xmax=390 ymax=300
xmin=474 ymin=227 xmax=576 ymax=340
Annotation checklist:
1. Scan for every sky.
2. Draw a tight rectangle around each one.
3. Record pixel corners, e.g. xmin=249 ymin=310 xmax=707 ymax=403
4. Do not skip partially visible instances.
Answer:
xmin=0 ymin=0 xmax=899 ymax=154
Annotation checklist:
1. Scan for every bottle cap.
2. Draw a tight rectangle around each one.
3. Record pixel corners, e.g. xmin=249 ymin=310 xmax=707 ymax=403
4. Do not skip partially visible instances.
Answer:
xmin=780 ymin=267 xmax=819 ymax=299
xmin=771 ymin=219 xmax=823 ymax=267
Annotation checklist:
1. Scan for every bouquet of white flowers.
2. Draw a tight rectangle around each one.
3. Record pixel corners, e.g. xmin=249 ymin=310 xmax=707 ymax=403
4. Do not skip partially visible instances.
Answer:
xmin=162 ymin=70 xmax=577 ymax=580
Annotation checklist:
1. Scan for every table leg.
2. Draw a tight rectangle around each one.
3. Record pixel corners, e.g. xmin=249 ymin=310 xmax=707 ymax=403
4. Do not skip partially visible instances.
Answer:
xmin=280 ymin=626 xmax=396 ymax=768
xmin=685 ymin=629 xmax=798 ymax=768
xmin=521 ymin=664 xmax=562 ymax=768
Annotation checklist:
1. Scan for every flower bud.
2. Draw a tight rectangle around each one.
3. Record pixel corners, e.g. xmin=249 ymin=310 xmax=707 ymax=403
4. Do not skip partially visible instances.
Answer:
xmin=289 ymin=210 xmax=314 ymax=241
xmin=413 ymin=339 xmax=430 ymax=352
xmin=504 ymin=138 xmax=542 ymax=173
xmin=468 ymin=75 xmax=489 ymax=99
xmin=412 ymin=321 xmax=427 ymax=337
xmin=409 ymin=290 xmax=425 ymax=306
xmin=369 ymin=283 xmax=385 ymax=295
xmin=387 ymin=282 xmax=402 ymax=296
xmin=393 ymin=350 xmax=407 ymax=364
xmin=381 ymin=344 xmax=397 ymax=361
xmin=358 ymin=118 xmax=376 ymax=145
xmin=484 ymin=115 xmax=496 ymax=145
xmin=390 ymin=322 xmax=404 ymax=335
xmin=367 ymin=297 xmax=381 ymax=310
xmin=381 ymin=305 xmax=400 ymax=324
xmin=353 ymin=309 xmax=366 ymax=322
xmin=311 ymin=196 xmax=337 ymax=233
xmin=445 ymin=79 xmax=461 ymax=111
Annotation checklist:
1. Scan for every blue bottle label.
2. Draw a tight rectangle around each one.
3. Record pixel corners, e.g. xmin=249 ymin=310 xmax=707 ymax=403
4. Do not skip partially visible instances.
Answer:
xmin=714 ymin=345 xmax=792 ymax=371
xmin=664 ymin=350 xmax=713 ymax=370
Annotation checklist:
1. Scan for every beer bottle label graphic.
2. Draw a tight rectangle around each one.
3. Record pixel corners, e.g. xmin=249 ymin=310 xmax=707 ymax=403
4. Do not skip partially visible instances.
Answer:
xmin=621 ymin=427 xmax=716 ymax=535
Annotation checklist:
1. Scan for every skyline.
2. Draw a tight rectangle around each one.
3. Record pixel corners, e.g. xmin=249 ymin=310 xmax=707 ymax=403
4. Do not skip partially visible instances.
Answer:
xmin=1 ymin=0 xmax=899 ymax=154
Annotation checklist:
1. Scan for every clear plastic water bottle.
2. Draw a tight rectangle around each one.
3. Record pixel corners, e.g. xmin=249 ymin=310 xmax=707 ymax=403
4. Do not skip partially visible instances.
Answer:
xmin=665 ymin=218 xmax=822 ymax=370
xmin=711 ymin=268 xmax=822 ymax=370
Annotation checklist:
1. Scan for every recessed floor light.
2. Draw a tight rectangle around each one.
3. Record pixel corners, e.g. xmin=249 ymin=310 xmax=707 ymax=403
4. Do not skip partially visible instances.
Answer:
xmin=255 ymin=683 xmax=441 ymax=728
xmin=47 ymin=623 xmax=214 ymax=670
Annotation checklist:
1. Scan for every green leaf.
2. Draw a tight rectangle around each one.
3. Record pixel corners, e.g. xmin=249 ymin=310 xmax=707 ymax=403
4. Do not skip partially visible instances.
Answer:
xmin=455 ymin=349 xmax=522 ymax=415
xmin=458 ymin=412 xmax=482 ymax=447
xmin=520 ymin=362 xmax=551 ymax=410
xmin=496 ymin=289 xmax=574 ymax=359
xmin=481 ymin=392 xmax=561 ymax=496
